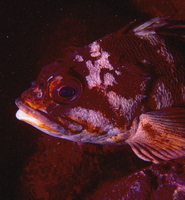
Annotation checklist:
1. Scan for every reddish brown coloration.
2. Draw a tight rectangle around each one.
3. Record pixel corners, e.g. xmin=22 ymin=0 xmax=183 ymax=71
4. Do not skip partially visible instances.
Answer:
xmin=9 ymin=1 xmax=185 ymax=200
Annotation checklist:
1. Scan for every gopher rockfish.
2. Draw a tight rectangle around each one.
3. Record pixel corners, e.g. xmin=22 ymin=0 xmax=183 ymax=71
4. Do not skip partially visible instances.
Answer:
xmin=15 ymin=17 xmax=185 ymax=164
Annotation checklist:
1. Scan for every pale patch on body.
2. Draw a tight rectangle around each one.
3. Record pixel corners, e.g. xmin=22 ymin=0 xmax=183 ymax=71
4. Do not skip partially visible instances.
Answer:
xmin=68 ymin=107 xmax=120 ymax=135
xmin=157 ymin=45 xmax=174 ymax=64
xmin=89 ymin=41 xmax=101 ymax=57
xmin=107 ymin=91 xmax=146 ymax=121
xmin=140 ymin=77 xmax=151 ymax=91
xmin=86 ymin=41 xmax=114 ymax=89
xmin=74 ymin=54 xmax=84 ymax=62
xmin=104 ymin=73 xmax=117 ymax=87
xmin=140 ymin=80 xmax=148 ymax=91
xmin=142 ymin=35 xmax=160 ymax=46
xmin=133 ymin=17 xmax=175 ymax=65
xmin=153 ymin=82 xmax=173 ymax=109
xmin=115 ymin=70 xmax=122 ymax=75
xmin=139 ymin=33 xmax=174 ymax=65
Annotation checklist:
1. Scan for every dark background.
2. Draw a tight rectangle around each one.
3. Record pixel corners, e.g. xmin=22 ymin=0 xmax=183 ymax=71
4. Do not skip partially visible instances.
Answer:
xmin=1 ymin=0 xmax=185 ymax=199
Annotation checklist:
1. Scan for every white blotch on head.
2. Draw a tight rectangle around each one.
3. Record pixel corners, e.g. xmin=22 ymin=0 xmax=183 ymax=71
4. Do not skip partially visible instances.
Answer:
xmin=74 ymin=54 xmax=84 ymax=62
xmin=153 ymin=82 xmax=173 ymax=109
xmin=69 ymin=107 xmax=113 ymax=132
xmin=104 ymin=73 xmax=117 ymax=87
xmin=89 ymin=41 xmax=101 ymax=57
xmin=107 ymin=91 xmax=146 ymax=121
xmin=86 ymin=42 xmax=114 ymax=89
xmin=85 ymin=60 xmax=102 ymax=88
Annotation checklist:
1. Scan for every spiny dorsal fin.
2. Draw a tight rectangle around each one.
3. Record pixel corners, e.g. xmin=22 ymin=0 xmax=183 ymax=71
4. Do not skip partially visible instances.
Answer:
xmin=126 ymin=108 xmax=185 ymax=164
xmin=133 ymin=16 xmax=169 ymax=36
xmin=118 ymin=16 xmax=169 ymax=35
xmin=119 ymin=16 xmax=185 ymax=39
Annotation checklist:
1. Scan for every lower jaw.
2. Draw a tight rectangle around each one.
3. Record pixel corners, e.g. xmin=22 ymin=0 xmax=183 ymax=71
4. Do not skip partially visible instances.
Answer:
xmin=15 ymin=98 xmax=72 ymax=136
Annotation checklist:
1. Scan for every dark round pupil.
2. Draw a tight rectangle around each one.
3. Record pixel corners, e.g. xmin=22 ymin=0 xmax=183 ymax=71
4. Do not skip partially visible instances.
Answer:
xmin=59 ymin=86 xmax=76 ymax=98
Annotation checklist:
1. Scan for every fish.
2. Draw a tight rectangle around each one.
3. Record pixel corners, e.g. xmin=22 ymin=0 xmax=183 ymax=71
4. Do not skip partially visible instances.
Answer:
xmin=15 ymin=16 xmax=185 ymax=164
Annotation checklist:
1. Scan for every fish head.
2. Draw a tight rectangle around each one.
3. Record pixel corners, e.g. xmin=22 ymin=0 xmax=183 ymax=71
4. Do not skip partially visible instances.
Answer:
xmin=15 ymin=38 xmax=151 ymax=145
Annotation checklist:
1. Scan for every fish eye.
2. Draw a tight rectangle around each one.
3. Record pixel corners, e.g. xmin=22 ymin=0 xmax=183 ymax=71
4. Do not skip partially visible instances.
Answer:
xmin=50 ymin=82 xmax=81 ymax=103
xmin=58 ymin=85 xmax=76 ymax=98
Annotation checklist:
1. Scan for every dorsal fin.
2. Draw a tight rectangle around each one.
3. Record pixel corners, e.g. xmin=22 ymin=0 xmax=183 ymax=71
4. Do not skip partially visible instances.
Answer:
xmin=118 ymin=16 xmax=185 ymax=39
xmin=133 ymin=16 xmax=169 ymax=36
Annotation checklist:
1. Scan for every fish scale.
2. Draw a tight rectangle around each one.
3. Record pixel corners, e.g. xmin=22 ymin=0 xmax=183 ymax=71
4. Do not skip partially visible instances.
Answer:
xmin=15 ymin=17 xmax=185 ymax=164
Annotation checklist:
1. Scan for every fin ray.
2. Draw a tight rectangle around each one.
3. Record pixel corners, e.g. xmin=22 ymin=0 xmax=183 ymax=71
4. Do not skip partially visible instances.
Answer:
xmin=127 ymin=108 xmax=185 ymax=163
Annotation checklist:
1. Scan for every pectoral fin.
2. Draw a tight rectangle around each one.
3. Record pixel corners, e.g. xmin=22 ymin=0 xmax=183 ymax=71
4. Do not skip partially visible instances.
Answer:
xmin=126 ymin=108 xmax=185 ymax=164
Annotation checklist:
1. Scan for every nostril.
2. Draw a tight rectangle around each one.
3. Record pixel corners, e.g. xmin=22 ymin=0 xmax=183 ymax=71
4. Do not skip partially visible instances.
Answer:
xmin=21 ymin=86 xmax=43 ymax=101
xmin=34 ymin=89 xmax=43 ymax=98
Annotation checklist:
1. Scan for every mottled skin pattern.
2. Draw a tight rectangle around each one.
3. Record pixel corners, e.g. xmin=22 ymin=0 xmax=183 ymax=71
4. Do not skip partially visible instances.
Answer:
xmin=15 ymin=17 xmax=185 ymax=163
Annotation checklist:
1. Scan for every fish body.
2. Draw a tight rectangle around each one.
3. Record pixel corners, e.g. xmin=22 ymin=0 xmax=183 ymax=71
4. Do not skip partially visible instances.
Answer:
xmin=15 ymin=17 xmax=185 ymax=163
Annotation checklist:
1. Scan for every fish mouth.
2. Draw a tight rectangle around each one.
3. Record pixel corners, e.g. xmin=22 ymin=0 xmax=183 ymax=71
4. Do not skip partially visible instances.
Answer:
xmin=15 ymin=99 xmax=123 ymax=144
xmin=15 ymin=98 xmax=83 ymax=138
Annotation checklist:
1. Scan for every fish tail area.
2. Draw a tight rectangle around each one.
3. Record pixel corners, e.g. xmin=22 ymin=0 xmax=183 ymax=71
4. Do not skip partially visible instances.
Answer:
xmin=126 ymin=108 xmax=185 ymax=164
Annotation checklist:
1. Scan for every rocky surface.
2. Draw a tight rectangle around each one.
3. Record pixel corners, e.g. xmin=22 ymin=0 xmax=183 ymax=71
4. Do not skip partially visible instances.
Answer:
xmin=16 ymin=135 xmax=149 ymax=199
xmin=15 ymin=135 xmax=185 ymax=200
xmin=86 ymin=160 xmax=185 ymax=200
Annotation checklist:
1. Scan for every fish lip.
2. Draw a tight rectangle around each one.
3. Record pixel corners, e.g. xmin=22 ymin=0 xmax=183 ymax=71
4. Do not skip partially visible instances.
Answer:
xmin=15 ymin=98 xmax=73 ymax=136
